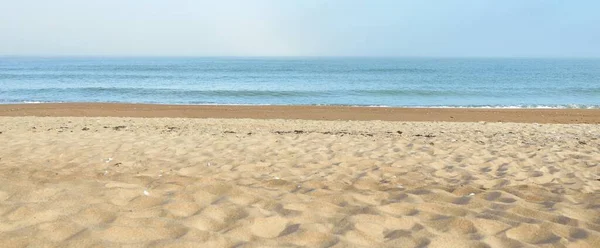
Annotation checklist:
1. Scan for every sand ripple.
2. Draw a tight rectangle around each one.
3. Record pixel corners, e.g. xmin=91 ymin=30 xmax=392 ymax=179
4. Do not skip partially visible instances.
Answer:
xmin=0 ymin=117 xmax=599 ymax=247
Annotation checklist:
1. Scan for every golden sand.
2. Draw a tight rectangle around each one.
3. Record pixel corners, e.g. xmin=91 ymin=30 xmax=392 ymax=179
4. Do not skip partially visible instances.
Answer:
xmin=0 ymin=117 xmax=599 ymax=247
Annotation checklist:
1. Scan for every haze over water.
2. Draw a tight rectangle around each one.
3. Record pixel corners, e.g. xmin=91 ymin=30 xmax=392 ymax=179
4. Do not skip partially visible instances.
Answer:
xmin=0 ymin=57 xmax=599 ymax=108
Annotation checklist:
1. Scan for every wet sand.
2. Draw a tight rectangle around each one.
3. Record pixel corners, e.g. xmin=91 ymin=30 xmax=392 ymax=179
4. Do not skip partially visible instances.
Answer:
xmin=0 ymin=116 xmax=599 ymax=247
xmin=1 ymin=103 xmax=600 ymax=123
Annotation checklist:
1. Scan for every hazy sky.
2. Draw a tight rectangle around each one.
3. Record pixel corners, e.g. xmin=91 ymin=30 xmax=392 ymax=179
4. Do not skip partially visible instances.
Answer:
xmin=1 ymin=0 xmax=599 ymax=57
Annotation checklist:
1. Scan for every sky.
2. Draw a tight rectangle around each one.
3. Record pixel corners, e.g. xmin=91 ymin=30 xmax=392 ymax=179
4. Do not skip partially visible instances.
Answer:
xmin=0 ymin=0 xmax=599 ymax=57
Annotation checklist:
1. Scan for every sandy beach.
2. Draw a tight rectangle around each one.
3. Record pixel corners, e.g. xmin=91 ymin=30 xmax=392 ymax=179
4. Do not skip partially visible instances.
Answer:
xmin=0 ymin=107 xmax=599 ymax=247
xmin=3 ymin=0 xmax=600 ymax=246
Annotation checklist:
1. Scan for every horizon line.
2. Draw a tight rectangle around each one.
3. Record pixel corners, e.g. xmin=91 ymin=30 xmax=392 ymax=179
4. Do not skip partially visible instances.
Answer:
xmin=1 ymin=55 xmax=600 ymax=60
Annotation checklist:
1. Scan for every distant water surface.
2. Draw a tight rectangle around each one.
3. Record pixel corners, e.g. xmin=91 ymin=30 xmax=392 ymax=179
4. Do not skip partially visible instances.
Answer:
xmin=0 ymin=57 xmax=599 ymax=108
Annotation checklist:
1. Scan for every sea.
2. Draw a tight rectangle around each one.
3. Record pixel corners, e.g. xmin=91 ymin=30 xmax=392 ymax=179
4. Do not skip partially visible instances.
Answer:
xmin=0 ymin=57 xmax=599 ymax=108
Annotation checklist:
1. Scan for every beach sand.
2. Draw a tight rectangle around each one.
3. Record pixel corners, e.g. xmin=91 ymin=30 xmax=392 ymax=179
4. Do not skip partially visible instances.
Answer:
xmin=1 ymin=103 xmax=600 ymax=124
xmin=0 ymin=107 xmax=599 ymax=247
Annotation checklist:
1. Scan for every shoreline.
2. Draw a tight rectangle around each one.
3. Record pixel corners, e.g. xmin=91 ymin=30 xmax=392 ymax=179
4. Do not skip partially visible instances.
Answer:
xmin=1 ymin=102 xmax=600 ymax=123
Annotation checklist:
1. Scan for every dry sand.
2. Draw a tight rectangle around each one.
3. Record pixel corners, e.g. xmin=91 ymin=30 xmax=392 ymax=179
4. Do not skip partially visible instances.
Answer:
xmin=0 ymin=116 xmax=599 ymax=247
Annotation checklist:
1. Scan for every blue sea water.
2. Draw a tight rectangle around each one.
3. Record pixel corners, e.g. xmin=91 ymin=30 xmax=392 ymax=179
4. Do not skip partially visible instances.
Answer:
xmin=0 ymin=57 xmax=599 ymax=108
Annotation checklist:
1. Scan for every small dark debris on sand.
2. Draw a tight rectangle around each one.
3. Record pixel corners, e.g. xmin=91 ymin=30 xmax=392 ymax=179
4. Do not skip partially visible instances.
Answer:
xmin=224 ymin=131 xmax=236 ymax=134
xmin=274 ymin=130 xmax=383 ymax=137
xmin=82 ymin=127 xmax=90 ymax=131
xmin=274 ymin=130 xmax=304 ymax=134
xmin=578 ymin=141 xmax=587 ymax=145
xmin=270 ymin=130 xmax=393 ymax=137
xmin=112 ymin=126 xmax=127 ymax=131
xmin=322 ymin=131 xmax=351 ymax=135
xmin=415 ymin=134 xmax=436 ymax=138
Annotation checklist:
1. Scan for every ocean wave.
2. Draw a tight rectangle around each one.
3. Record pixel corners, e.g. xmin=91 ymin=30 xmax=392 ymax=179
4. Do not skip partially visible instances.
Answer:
xmin=401 ymin=104 xmax=600 ymax=109
xmin=3 ymin=86 xmax=600 ymax=101
xmin=0 ymin=65 xmax=437 ymax=73
xmin=0 ymin=87 xmax=499 ymax=97
xmin=0 ymin=99 xmax=598 ymax=109
xmin=1 ymin=87 xmax=335 ymax=98
xmin=355 ymin=89 xmax=479 ymax=96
